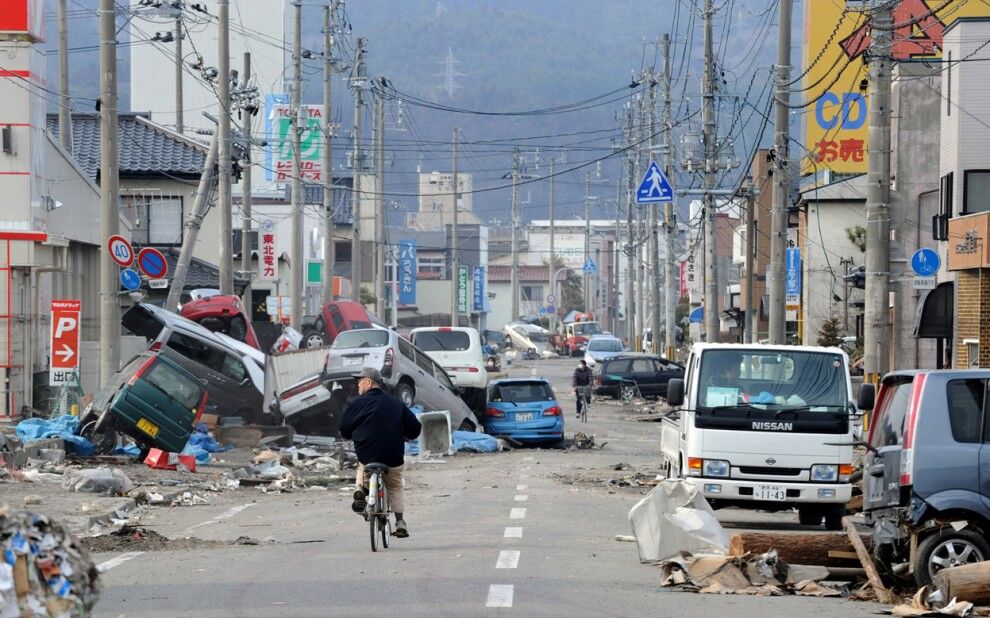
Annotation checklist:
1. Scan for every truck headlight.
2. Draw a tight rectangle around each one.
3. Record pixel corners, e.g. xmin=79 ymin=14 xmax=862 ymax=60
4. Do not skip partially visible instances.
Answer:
xmin=811 ymin=464 xmax=838 ymax=482
xmin=703 ymin=459 xmax=730 ymax=478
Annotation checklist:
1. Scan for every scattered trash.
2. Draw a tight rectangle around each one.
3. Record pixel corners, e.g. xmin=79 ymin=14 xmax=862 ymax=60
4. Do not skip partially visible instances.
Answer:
xmin=15 ymin=415 xmax=94 ymax=456
xmin=62 ymin=467 xmax=134 ymax=495
xmin=258 ymin=465 xmax=293 ymax=481
xmin=572 ymin=432 xmax=605 ymax=450
xmin=144 ymin=449 xmax=197 ymax=473
xmin=659 ymin=549 xmax=844 ymax=597
xmin=628 ymin=480 xmax=729 ymax=563
xmin=21 ymin=495 xmax=42 ymax=506
xmin=0 ymin=505 xmax=100 ymax=615
xmin=615 ymin=535 xmax=636 ymax=542
xmin=170 ymin=492 xmax=208 ymax=507
xmin=879 ymin=586 xmax=975 ymax=617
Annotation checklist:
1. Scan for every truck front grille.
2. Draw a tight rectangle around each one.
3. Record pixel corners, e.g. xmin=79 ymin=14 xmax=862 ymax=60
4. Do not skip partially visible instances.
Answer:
xmin=737 ymin=466 xmax=802 ymax=476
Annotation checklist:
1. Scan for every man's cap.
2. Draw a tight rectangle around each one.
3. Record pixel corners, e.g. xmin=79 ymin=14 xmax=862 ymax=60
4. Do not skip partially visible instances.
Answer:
xmin=352 ymin=367 xmax=384 ymax=383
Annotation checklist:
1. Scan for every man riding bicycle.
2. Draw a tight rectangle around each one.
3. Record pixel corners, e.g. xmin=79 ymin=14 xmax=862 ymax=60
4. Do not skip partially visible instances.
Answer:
xmin=340 ymin=367 xmax=422 ymax=538
xmin=572 ymin=360 xmax=593 ymax=418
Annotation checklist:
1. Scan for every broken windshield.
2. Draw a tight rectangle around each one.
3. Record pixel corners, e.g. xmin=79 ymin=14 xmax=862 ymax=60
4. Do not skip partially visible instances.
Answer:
xmin=697 ymin=350 xmax=848 ymax=411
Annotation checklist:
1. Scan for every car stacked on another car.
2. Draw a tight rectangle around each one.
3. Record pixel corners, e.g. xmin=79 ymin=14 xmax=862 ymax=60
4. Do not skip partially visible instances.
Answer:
xmin=484 ymin=378 xmax=563 ymax=444
xmin=322 ymin=328 xmax=479 ymax=431
xmin=595 ymin=353 xmax=684 ymax=400
xmin=410 ymin=327 xmax=488 ymax=412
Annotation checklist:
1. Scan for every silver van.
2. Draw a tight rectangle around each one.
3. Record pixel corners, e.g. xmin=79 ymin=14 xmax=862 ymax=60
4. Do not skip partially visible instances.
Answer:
xmin=323 ymin=328 xmax=478 ymax=430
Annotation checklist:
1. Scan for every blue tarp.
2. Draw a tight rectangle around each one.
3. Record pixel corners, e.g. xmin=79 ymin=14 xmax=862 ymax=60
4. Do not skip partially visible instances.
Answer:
xmin=180 ymin=425 xmax=230 ymax=463
xmin=15 ymin=415 xmax=94 ymax=456
xmin=112 ymin=444 xmax=142 ymax=458
xmin=451 ymin=431 xmax=498 ymax=453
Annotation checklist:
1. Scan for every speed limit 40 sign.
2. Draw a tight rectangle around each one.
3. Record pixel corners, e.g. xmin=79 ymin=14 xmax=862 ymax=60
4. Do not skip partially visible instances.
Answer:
xmin=107 ymin=235 xmax=134 ymax=267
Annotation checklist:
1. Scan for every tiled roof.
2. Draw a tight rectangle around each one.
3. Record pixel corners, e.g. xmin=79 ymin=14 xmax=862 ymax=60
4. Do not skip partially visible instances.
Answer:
xmin=488 ymin=265 xmax=567 ymax=283
xmin=48 ymin=113 xmax=206 ymax=182
xmin=145 ymin=247 xmax=251 ymax=293
xmin=283 ymin=180 xmax=354 ymax=225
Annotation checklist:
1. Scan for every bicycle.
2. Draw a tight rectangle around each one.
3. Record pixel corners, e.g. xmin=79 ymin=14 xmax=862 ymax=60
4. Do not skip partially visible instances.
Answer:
xmin=363 ymin=463 xmax=392 ymax=552
xmin=575 ymin=385 xmax=592 ymax=422
xmin=610 ymin=376 xmax=644 ymax=404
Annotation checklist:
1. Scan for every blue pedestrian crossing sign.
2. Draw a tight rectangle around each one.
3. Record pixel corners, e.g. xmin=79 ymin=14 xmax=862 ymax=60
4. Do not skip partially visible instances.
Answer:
xmin=637 ymin=161 xmax=674 ymax=204
xmin=582 ymin=258 xmax=597 ymax=273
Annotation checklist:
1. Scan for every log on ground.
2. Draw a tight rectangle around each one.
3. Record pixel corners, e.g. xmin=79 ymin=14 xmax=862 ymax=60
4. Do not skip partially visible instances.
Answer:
xmin=729 ymin=532 xmax=867 ymax=566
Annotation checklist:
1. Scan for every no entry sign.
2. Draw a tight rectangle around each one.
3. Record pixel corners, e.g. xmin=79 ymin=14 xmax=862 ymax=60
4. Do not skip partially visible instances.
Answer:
xmin=49 ymin=299 xmax=81 ymax=386
xmin=137 ymin=247 xmax=168 ymax=279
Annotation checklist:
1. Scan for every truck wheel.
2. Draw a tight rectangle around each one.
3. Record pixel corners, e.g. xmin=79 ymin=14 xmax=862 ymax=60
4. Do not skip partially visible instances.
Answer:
xmin=798 ymin=506 xmax=823 ymax=527
xmin=302 ymin=330 xmax=326 ymax=348
xmin=393 ymin=382 xmax=415 ymax=408
xmin=823 ymin=506 xmax=844 ymax=531
xmin=915 ymin=527 xmax=990 ymax=587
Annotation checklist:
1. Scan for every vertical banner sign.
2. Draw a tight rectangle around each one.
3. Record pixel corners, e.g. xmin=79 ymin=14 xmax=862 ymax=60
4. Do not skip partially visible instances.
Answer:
xmin=678 ymin=261 xmax=687 ymax=298
xmin=785 ymin=248 xmax=802 ymax=311
xmin=472 ymin=266 xmax=486 ymax=312
xmin=260 ymin=219 xmax=277 ymax=281
xmin=49 ymin=299 xmax=81 ymax=386
xmin=457 ymin=266 xmax=469 ymax=314
xmin=398 ymin=240 xmax=417 ymax=306
xmin=802 ymin=1 xmax=990 ymax=175
xmin=265 ymin=94 xmax=325 ymax=183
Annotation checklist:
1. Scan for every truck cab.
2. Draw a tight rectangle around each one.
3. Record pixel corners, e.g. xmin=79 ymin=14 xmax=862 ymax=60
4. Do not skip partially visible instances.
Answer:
xmin=661 ymin=343 xmax=857 ymax=530
xmin=556 ymin=319 xmax=603 ymax=357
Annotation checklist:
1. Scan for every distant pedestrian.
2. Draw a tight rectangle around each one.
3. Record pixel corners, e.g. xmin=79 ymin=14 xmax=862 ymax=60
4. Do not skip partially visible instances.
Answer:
xmin=340 ymin=367 xmax=421 ymax=538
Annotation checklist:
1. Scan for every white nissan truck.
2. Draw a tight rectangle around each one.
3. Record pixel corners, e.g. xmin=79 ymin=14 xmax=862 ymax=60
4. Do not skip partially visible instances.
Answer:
xmin=660 ymin=343 xmax=858 ymax=530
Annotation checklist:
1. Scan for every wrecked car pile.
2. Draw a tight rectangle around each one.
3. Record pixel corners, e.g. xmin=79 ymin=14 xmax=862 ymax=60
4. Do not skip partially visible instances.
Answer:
xmin=0 ymin=505 xmax=100 ymax=616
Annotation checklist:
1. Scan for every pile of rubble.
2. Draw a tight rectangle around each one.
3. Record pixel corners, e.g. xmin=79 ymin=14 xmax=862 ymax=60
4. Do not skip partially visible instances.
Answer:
xmin=0 ymin=504 xmax=100 ymax=616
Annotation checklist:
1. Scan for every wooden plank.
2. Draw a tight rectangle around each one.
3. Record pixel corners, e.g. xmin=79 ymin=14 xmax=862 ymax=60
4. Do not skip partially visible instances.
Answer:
xmin=827 ymin=550 xmax=860 ymax=561
xmin=729 ymin=532 xmax=864 ymax=566
xmin=843 ymin=516 xmax=894 ymax=604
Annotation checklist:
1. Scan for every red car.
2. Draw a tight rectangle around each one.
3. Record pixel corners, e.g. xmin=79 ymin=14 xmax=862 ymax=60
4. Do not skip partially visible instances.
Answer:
xmin=303 ymin=300 xmax=378 ymax=348
xmin=179 ymin=295 xmax=260 ymax=350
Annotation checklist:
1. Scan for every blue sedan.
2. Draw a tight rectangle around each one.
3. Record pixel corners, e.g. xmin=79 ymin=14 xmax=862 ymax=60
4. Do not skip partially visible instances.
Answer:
xmin=483 ymin=378 xmax=563 ymax=444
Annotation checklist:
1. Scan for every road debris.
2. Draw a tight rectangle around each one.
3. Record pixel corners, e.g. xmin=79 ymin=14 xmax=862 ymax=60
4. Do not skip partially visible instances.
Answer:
xmin=878 ymin=586 xmax=975 ymax=617
xmin=62 ymin=467 xmax=133 ymax=495
xmin=659 ymin=549 xmax=844 ymax=597
xmin=571 ymin=432 xmax=605 ymax=450
xmin=628 ymin=480 xmax=729 ymax=563
xmin=0 ymin=504 xmax=100 ymax=615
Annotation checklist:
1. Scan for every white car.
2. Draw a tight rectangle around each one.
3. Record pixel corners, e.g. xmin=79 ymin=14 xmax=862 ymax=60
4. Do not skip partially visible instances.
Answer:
xmin=583 ymin=335 xmax=624 ymax=369
xmin=504 ymin=323 xmax=558 ymax=359
xmin=410 ymin=327 xmax=488 ymax=411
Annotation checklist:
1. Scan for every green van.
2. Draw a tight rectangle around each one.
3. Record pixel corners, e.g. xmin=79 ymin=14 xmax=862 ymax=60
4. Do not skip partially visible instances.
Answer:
xmin=82 ymin=352 xmax=208 ymax=454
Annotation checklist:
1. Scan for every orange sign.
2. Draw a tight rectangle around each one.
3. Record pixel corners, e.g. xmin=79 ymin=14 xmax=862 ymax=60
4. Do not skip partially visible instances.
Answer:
xmin=49 ymin=299 xmax=81 ymax=385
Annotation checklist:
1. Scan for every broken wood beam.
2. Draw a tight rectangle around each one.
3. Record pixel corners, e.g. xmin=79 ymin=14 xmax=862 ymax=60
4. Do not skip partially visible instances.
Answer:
xmin=842 ymin=516 xmax=895 ymax=605
xmin=728 ymin=531 xmax=866 ymax=566
xmin=934 ymin=560 xmax=990 ymax=605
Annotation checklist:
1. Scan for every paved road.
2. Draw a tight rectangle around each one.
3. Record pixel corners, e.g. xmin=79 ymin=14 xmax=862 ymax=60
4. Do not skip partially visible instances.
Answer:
xmin=93 ymin=359 xmax=883 ymax=617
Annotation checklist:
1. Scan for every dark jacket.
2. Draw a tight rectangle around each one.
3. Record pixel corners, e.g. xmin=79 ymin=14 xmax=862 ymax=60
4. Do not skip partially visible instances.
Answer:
xmin=572 ymin=366 xmax=593 ymax=387
xmin=339 ymin=388 xmax=422 ymax=468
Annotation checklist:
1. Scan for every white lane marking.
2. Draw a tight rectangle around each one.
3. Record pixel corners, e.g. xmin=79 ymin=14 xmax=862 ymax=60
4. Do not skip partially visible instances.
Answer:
xmin=522 ymin=456 xmax=534 ymax=461
xmin=516 ymin=484 xmax=528 ymax=491
xmin=504 ymin=526 xmax=523 ymax=538
xmin=185 ymin=503 xmax=255 ymax=532
xmin=530 ymin=366 xmax=537 ymax=377
xmin=514 ymin=495 xmax=528 ymax=502
xmin=509 ymin=507 xmax=526 ymax=519
xmin=496 ymin=550 xmax=521 ymax=569
xmin=486 ymin=584 xmax=514 ymax=608
xmin=97 ymin=551 xmax=144 ymax=572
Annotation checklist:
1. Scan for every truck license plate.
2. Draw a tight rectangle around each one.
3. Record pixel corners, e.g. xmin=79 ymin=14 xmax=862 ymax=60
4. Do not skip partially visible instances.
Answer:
xmin=136 ymin=417 xmax=159 ymax=438
xmin=343 ymin=356 xmax=363 ymax=366
xmin=753 ymin=484 xmax=786 ymax=501
xmin=515 ymin=412 xmax=533 ymax=422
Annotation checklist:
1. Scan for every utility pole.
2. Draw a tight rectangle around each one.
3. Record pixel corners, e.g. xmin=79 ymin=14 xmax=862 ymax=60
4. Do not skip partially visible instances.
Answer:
xmin=289 ymin=0 xmax=303 ymax=328
xmin=648 ymin=65 xmax=661 ymax=355
xmin=240 ymin=52 xmax=253 ymax=308
xmin=350 ymin=38 xmax=367 ymax=304
xmin=662 ymin=33 xmax=677 ymax=359
xmin=635 ymin=91 xmax=647 ymax=348
xmin=625 ymin=102 xmax=636 ymax=346
xmin=702 ymin=0 xmax=720 ymax=343
xmin=57 ymin=0 xmax=72 ymax=153
xmin=218 ymin=0 xmax=233 ymax=296
xmin=548 ymin=157 xmax=556 ymax=331
xmin=584 ymin=171 xmax=592 ymax=312
xmin=768 ymin=0 xmax=792 ymax=345
xmin=174 ymin=15 xmax=183 ymax=133
xmin=614 ymin=177 xmax=622 ymax=336
xmin=450 ymin=128 xmax=460 ymax=326
xmin=99 ymin=0 xmax=120 ymax=386
xmin=510 ymin=149 xmax=521 ymax=320
xmin=166 ymin=133 xmax=220 ymax=312
xmin=864 ymin=1 xmax=893 ymax=382
xmin=322 ymin=3 xmax=336 ymax=305
xmin=743 ymin=178 xmax=757 ymax=344
xmin=374 ymin=92 xmax=386 ymax=318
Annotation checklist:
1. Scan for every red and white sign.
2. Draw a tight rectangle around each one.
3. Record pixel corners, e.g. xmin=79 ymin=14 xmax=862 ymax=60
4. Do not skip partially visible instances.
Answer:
xmin=107 ymin=235 xmax=134 ymax=267
xmin=49 ymin=299 xmax=81 ymax=386
xmin=260 ymin=220 xmax=277 ymax=281
xmin=137 ymin=247 xmax=168 ymax=279
xmin=0 ymin=0 xmax=45 ymax=43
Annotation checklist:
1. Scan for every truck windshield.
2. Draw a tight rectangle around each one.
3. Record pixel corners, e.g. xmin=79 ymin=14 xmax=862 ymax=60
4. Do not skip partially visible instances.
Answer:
xmin=573 ymin=323 xmax=602 ymax=336
xmin=332 ymin=329 xmax=389 ymax=349
xmin=698 ymin=350 xmax=848 ymax=411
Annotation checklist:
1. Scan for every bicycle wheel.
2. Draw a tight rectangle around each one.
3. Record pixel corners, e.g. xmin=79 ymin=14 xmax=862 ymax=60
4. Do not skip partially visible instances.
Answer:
xmin=582 ymin=395 xmax=588 ymax=422
xmin=380 ymin=514 xmax=390 ymax=548
xmin=379 ymin=487 xmax=390 ymax=549
xmin=370 ymin=511 xmax=379 ymax=552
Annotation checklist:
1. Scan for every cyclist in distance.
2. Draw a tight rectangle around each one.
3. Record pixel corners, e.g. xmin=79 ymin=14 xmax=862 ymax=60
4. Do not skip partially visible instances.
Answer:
xmin=572 ymin=359 xmax=593 ymax=418
xmin=340 ymin=367 xmax=422 ymax=538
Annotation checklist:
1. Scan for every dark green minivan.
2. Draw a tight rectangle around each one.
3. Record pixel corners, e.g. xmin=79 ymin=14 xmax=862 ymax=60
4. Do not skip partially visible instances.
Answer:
xmin=82 ymin=352 xmax=208 ymax=454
